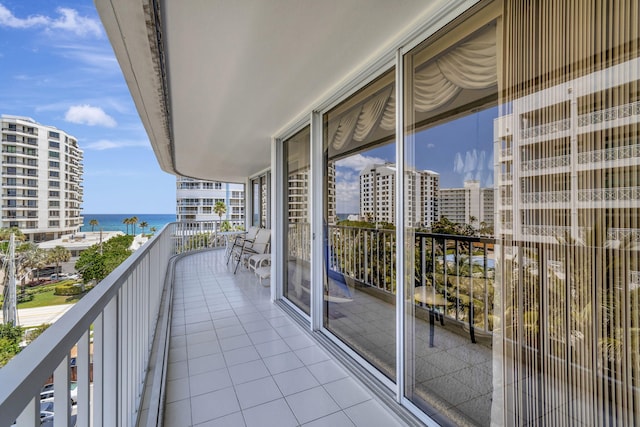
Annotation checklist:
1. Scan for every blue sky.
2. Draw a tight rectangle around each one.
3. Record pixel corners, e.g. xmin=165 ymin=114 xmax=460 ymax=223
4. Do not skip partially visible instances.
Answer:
xmin=334 ymin=106 xmax=497 ymax=213
xmin=0 ymin=1 xmax=176 ymax=214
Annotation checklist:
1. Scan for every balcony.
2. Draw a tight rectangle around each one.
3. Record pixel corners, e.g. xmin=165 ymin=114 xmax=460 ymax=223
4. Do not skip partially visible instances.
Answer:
xmin=0 ymin=223 xmax=422 ymax=427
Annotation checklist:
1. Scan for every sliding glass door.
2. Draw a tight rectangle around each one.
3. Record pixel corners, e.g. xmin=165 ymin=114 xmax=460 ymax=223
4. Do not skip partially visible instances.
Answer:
xmin=283 ymin=126 xmax=311 ymax=315
xmin=323 ymin=69 xmax=397 ymax=381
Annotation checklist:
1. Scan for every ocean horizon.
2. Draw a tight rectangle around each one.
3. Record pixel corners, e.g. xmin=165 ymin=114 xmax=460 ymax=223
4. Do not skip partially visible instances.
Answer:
xmin=80 ymin=213 xmax=176 ymax=234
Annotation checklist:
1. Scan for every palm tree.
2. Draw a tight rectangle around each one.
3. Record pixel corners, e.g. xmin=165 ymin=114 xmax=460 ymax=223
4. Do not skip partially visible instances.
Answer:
xmin=139 ymin=221 xmax=148 ymax=235
xmin=47 ymin=246 xmax=71 ymax=276
xmin=130 ymin=216 xmax=139 ymax=235
xmin=122 ymin=217 xmax=130 ymax=235
xmin=213 ymin=201 xmax=227 ymax=230
xmin=149 ymin=226 xmax=157 ymax=235
xmin=89 ymin=219 xmax=99 ymax=232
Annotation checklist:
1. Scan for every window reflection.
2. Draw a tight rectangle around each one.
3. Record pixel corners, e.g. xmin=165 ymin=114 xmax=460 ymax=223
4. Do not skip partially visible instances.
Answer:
xmin=284 ymin=127 xmax=311 ymax=314
xmin=324 ymin=69 xmax=397 ymax=381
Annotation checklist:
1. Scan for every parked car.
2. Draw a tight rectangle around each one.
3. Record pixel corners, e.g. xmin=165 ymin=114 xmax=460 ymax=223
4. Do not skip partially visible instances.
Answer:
xmin=40 ymin=381 xmax=78 ymax=405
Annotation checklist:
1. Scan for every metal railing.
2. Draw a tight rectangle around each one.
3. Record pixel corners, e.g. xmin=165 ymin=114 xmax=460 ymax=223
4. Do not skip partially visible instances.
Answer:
xmin=414 ymin=233 xmax=496 ymax=337
xmin=327 ymin=225 xmax=397 ymax=294
xmin=0 ymin=222 xmax=203 ymax=426
xmin=520 ymin=118 xmax=571 ymax=139
xmin=577 ymin=99 xmax=640 ymax=127
xmin=577 ymin=186 xmax=640 ymax=202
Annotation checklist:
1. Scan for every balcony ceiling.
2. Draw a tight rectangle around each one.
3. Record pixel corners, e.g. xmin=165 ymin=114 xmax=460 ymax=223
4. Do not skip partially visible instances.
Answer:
xmin=96 ymin=0 xmax=447 ymax=182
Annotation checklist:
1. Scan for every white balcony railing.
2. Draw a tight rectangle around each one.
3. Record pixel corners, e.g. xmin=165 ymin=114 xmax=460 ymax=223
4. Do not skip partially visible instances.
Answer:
xmin=578 ymin=186 xmax=640 ymax=202
xmin=521 ymin=154 xmax=570 ymax=171
xmin=520 ymin=118 xmax=571 ymax=139
xmin=0 ymin=221 xmax=228 ymax=426
xmin=578 ymin=143 xmax=640 ymax=164
xmin=521 ymin=190 xmax=570 ymax=204
xmin=606 ymin=227 xmax=640 ymax=244
xmin=577 ymin=99 xmax=640 ymax=127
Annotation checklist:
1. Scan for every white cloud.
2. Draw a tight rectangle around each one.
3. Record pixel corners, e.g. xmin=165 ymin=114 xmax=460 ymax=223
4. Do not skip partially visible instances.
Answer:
xmin=83 ymin=139 xmax=150 ymax=151
xmin=50 ymin=8 xmax=102 ymax=37
xmin=336 ymin=179 xmax=360 ymax=213
xmin=427 ymin=143 xmax=435 ymax=148
xmin=65 ymin=105 xmax=117 ymax=127
xmin=0 ymin=4 xmax=48 ymax=28
xmin=335 ymin=154 xmax=386 ymax=172
xmin=0 ymin=4 xmax=102 ymax=37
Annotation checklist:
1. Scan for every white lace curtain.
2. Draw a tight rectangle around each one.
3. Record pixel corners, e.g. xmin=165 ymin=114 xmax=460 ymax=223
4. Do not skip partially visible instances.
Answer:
xmin=328 ymin=25 xmax=496 ymax=151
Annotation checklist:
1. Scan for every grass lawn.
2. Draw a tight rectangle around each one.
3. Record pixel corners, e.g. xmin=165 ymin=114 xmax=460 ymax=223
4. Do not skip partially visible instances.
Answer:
xmin=17 ymin=289 xmax=85 ymax=309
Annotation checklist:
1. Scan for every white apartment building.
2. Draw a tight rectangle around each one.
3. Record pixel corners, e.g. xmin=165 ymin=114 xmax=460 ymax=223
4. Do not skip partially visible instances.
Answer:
xmin=439 ymin=180 xmax=494 ymax=227
xmin=360 ymin=163 xmax=396 ymax=224
xmin=361 ymin=163 xmax=439 ymax=227
xmin=175 ymin=177 xmax=244 ymax=225
xmin=494 ymin=57 xmax=640 ymax=246
xmin=1 ymin=115 xmax=83 ymax=242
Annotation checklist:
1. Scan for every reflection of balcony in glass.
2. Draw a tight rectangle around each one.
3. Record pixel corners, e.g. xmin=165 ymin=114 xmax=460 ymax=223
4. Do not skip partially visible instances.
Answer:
xmin=495 ymin=57 xmax=640 ymax=245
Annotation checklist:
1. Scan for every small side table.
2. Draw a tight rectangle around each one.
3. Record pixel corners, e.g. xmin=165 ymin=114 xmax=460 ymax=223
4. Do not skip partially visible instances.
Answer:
xmin=414 ymin=286 xmax=446 ymax=347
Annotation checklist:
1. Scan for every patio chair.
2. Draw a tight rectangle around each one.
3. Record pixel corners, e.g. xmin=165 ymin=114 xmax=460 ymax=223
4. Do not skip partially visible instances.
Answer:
xmin=226 ymin=226 xmax=259 ymax=264
xmin=232 ymin=228 xmax=270 ymax=274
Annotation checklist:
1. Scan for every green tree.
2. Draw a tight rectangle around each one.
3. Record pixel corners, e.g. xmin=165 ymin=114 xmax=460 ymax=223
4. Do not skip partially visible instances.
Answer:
xmin=130 ymin=216 xmax=139 ymax=235
xmin=149 ymin=226 xmax=157 ymax=234
xmin=47 ymin=246 xmax=71 ymax=275
xmin=89 ymin=219 xmax=99 ymax=232
xmin=18 ymin=243 xmax=46 ymax=282
xmin=213 ymin=201 xmax=227 ymax=230
xmin=122 ymin=217 xmax=130 ymax=235
xmin=0 ymin=323 xmax=23 ymax=367
xmin=75 ymin=235 xmax=134 ymax=283
xmin=139 ymin=221 xmax=149 ymax=235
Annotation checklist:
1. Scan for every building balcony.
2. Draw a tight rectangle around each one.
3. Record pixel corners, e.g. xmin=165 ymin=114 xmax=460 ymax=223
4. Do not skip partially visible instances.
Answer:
xmin=0 ymin=223 xmax=422 ymax=427
xmin=521 ymin=190 xmax=570 ymax=205
xmin=520 ymin=118 xmax=570 ymax=140
xmin=577 ymin=99 xmax=640 ymax=129
xmin=520 ymin=154 xmax=570 ymax=173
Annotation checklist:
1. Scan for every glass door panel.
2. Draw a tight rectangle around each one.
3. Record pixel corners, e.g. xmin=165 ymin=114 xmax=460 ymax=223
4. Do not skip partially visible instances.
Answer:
xmin=283 ymin=126 xmax=311 ymax=314
xmin=323 ymin=69 xmax=397 ymax=381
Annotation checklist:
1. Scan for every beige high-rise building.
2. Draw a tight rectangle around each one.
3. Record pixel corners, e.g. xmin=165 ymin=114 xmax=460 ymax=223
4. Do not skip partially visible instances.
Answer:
xmin=439 ymin=180 xmax=494 ymax=227
xmin=1 ymin=115 xmax=83 ymax=241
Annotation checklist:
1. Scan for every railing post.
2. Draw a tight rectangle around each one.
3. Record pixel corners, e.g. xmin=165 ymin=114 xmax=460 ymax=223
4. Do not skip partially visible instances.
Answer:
xmin=53 ymin=354 xmax=71 ymax=427
xmin=77 ymin=330 xmax=91 ymax=427
xmin=15 ymin=396 xmax=39 ymax=427
xmin=103 ymin=297 xmax=118 ymax=427
xmin=93 ymin=313 xmax=104 ymax=426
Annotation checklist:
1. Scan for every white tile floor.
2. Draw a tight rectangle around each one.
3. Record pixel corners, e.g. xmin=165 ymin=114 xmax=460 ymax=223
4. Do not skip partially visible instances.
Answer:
xmin=164 ymin=250 xmax=412 ymax=427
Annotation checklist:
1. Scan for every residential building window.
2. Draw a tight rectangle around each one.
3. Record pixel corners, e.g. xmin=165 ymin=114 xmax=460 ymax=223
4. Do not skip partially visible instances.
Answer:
xmin=48 ymin=131 xmax=59 ymax=139
xmin=49 ymin=180 xmax=59 ymax=188
xmin=48 ymin=141 xmax=60 ymax=149
xmin=49 ymin=161 xmax=59 ymax=168
xmin=49 ymin=171 xmax=59 ymax=178
xmin=49 ymin=191 xmax=60 ymax=197
xmin=48 ymin=151 xmax=60 ymax=158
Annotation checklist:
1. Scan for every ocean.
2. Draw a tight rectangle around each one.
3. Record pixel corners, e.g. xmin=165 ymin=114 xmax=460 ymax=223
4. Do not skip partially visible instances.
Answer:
xmin=79 ymin=214 xmax=176 ymax=234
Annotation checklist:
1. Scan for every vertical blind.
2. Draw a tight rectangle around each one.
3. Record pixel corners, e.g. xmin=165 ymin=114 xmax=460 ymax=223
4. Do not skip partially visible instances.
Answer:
xmin=501 ymin=1 xmax=639 ymax=425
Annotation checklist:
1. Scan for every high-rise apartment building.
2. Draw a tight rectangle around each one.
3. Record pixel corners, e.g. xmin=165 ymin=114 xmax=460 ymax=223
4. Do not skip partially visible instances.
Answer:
xmin=1 ymin=115 xmax=83 ymax=241
xmin=175 ymin=177 xmax=244 ymax=225
xmin=360 ymin=163 xmax=439 ymax=227
xmin=439 ymin=180 xmax=494 ymax=226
